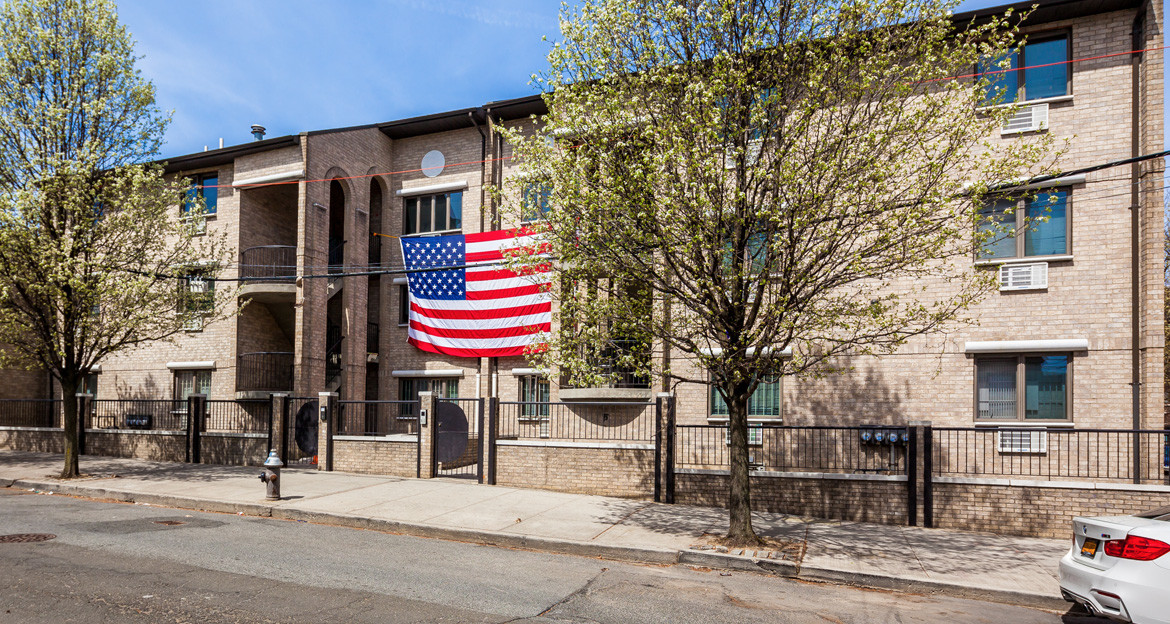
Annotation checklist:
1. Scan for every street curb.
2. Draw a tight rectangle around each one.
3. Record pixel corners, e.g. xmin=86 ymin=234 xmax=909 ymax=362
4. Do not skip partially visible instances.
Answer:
xmin=6 ymin=477 xmax=1065 ymax=610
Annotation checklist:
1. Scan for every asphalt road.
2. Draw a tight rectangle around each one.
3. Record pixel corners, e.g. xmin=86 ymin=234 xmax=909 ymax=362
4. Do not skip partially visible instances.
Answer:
xmin=0 ymin=488 xmax=1107 ymax=623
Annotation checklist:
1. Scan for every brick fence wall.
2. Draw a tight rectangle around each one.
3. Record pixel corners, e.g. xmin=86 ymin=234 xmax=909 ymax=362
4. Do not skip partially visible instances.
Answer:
xmin=676 ymin=470 xmax=909 ymax=524
xmin=0 ymin=427 xmax=268 ymax=467
xmin=0 ymin=428 xmax=64 ymax=454
xmin=933 ymin=478 xmax=1170 ymax=538
xmin=495 ymin=442 xmax=655 ymax=498
xmin=332 ymin=436 xmax=419 ymax=477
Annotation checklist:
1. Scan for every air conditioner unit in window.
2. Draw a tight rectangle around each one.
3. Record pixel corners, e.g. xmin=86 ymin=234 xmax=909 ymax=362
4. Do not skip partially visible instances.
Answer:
xmin=725 ymin=425 xmax=764 ymax=446
xmin=181 ymin=315 xmax=204 ymax=332
xmin=997 ymin=428 xmax=1048 ymax=454
xmin=999 ymin=262 xmax=1048 ymax=291
xmin=1002 ymin=103 xmax=1049 ymax=135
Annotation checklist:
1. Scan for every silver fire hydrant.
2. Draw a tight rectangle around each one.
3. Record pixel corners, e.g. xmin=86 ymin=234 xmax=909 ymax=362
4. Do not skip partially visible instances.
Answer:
xmin=259 ymin=449 xmax=283 ymax=501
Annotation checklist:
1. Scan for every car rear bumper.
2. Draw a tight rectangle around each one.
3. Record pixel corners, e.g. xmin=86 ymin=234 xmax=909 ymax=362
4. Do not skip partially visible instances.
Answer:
xmin=1059 ymin=549 xmax=1170 ymax=624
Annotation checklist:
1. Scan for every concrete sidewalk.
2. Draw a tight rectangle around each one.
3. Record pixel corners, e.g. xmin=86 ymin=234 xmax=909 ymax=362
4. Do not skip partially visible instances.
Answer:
xmin=0 ymin=451 xmax=1069 ymax=609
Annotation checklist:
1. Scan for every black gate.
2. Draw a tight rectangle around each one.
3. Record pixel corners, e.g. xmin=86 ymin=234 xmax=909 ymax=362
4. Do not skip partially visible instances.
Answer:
xmin=434 ymin=397 xmax=484 ymax=481
xmin=283 ymin=396 xmax=319 ymax=466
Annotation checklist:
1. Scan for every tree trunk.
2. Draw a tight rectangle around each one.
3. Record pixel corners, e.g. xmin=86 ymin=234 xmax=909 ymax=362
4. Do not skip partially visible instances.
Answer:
xmin=726 ymin=386 xmax=759 ymax=544
xmin=60 ymin=374 xmax=80 ymax=478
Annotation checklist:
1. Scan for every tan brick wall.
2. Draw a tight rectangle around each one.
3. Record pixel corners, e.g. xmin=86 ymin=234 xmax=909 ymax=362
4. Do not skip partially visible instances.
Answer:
xmin=85 ymin=430 xmax=187 ymax=462
xmin=676 ymin=472 xmax=908 ymax=524
xmin=495 ymin=444 xmax=654 ymax=498
xmin=0 ymin=428 xmax=64 ymax=454
xmin=332 ymin=438 xmax=418 ymax=477
xmin=933 ymin=480 xmax=1170 ymax=538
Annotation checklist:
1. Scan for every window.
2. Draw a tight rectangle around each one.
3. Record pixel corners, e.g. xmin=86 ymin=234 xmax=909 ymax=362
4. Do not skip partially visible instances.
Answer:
xmin=182 ymin=173 xmax=218 ymax=216
xmin=174 ymin=370 xmax=212 ymax=401
xmin=978 ymin=33 xmax=1069 ymax=105
xmin=179 ymin=271 xmax=215 ymax=331
xmin=977 ymin=189 xmax=1068 ymax=260
xmin=709 ymin=376 xmax=782 ymax=420
xmin=521 ymin=180 xmax=551 ymax=223
xmin=404 ymin=191 xmax=462 ymax=235
xmin=398 ymin=377 xmax=459 ymax=417
xmin=976 ymin=354 xmax=1069 ymax=421
xmin=519 ymin=375 xmax=550 ymax=420
xmin=398 ymin=284 xmax=410 ymax=326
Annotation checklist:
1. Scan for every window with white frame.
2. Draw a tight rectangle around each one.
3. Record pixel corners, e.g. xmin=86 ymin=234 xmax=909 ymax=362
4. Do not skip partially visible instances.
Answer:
xmin=709 ymin=375 xmax=782 ymax=421
xmin=975 ymin=354 xmax=1069 ymax=421
xmin=519 ymin=375 xmax=550 ymax=420
xmin=174 ymin=370 xmax=211 ymax=402
xmin=398 ymin=377 xmax=459 ymax=418
xmin=977 ymin=189 xmax=1068 ymax=260
xmin=403 ymin=191 xmax=462 ymax=235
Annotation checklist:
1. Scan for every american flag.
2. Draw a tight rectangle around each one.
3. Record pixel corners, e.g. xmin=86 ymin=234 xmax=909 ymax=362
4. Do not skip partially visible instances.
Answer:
xmin=400 ymin=228 xmax=550 ymax=358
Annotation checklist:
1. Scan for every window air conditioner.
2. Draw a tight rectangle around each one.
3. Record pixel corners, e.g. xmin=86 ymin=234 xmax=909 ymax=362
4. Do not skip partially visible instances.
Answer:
xmin=1002 ymin=103 xmax=1049 ymax=135
xmin=725 ymin=425 xmax=764 ymax=446
xmin=997 ymin=428 xmax=1048 ymax=454
xmin=999 ymin=262 xmax=1048 ymax=291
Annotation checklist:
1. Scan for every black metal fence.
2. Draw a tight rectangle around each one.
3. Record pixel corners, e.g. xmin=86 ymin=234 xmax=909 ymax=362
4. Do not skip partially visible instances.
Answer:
xmin=204 ymin=399 xmax=271 ymax=434
xmin=674 ymin=425 xmax=909 ymax=475
xmin=497 ymin=400 xmax=655 ymax=441
xmin=337 ymin=400 xmax=418 ymax=436
xmin=239 ymin=245 xmax=296 ymax=282
xmin=0 ymin=399 xmax=62 ymax=428
xmin=435 ymin=397 xmax=483 ymax=479
xmin=237 ymin=352 xmax=294 ymax=392
xmin=91 ymin=399 xmax=186 ymax=430
xmin=932 ymin=427 xmax=1169 ymax=484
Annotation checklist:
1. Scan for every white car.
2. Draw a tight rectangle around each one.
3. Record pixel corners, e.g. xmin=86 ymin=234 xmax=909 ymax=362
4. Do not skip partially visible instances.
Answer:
xmin=1059 ymin=507 xmax=1170 ymax=623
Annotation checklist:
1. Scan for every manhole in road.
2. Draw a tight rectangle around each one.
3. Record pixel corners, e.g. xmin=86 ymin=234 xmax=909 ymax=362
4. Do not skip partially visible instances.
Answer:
xmin=153 ymin=520 xmax=186 ymax=526
xmin=0 ymin=533 xmax=57 ymax=543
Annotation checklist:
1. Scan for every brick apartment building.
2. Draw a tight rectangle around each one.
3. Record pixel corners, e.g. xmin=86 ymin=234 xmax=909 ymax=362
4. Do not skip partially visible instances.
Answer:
xmin=2 ymin=0 xmax=1164 ymax=438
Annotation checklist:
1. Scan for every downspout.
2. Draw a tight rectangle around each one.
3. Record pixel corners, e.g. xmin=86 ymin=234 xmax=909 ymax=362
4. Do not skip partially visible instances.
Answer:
xmin=470 ymin=110 xmax=491 ymax=399
xmin=1130 ymin=9 xmax=1146 ymax=482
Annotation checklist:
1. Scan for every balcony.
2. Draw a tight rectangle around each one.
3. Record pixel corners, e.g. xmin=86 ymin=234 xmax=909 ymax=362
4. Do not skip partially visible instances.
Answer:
xmin=236 ymin=352 xmax=294 ymax=397
xmin=238 ymin=245 xmax=296 ymax=302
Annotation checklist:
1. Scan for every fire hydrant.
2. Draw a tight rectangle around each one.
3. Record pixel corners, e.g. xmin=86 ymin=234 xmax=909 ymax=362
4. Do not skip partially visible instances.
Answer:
xmin=259 ymin=449 xmax=283 ymax=501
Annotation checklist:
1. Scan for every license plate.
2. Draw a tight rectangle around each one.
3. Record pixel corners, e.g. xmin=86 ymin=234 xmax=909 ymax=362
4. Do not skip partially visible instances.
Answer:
xmin=1080 ymin=538 xmax=1099 ymax=558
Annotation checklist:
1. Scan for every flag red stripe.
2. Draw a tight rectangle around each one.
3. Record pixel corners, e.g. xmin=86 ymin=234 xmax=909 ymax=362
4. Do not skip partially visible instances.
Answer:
xmin=465 ymin=284 xmax=546 ymax=300
xmin=465 ymin=226 xmax=540 ymax=243
xmin=408 ymin=337 xmax=537 ymax=358
xmin=410 ymin=319 xmax=550 ymax=339
xmin=465 ymin=266 xmax=551 ymax=281
xmin=411 ymin=301 xmax=551 ymax=320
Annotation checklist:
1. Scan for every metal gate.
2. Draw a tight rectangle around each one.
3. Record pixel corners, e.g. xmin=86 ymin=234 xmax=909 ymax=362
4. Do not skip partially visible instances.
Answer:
xmin=283 ymin=396 xmax=319 ymax=466
xmin=434 ymin=397 xmax=484 ymax=481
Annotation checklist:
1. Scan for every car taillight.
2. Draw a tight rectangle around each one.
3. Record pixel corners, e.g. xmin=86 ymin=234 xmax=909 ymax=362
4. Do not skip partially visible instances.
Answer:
xmin=1103 ymin=536 xmax=1170 ymax=561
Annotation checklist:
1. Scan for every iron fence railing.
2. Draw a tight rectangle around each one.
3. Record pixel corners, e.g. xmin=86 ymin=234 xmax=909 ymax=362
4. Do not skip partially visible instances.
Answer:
xmin=674 ymin=425 xmax=909 ymax=475
xmin=91 ymin=399 xmax=186 ymax=431
xmin=204 ymin=399 xmax=271 ymax=434
xmin=497 ymin=400 xmax=655 ymax=441
xmin=932 ymin=427 xmax=1170 ymax=484
xmin=236 ymin=352 xmax=294 ymax=392
xmin=239 ymin=245 xmax=296 ymax=283
xmin=0 ymin=399 xmax=62 ymax=428
xmin=337 ymin=400 xmax=419 ymax=436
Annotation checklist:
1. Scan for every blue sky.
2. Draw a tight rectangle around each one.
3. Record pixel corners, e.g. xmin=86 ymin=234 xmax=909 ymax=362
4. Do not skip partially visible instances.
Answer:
xmin=113 ymin=0 xmax=1089 ymax=159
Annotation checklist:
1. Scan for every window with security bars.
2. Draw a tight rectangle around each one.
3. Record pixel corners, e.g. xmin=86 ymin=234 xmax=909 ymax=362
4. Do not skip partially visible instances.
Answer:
xmin=174 ymin=370 xmax=211 ymax=402
xmin=976 ymin=354 xmax=1068 ymax=421
xmin=398 ymin=377 xmax=459 ymax=418
xmin=519 ymin=375 xmax=550 ymax=421
xmin=709 ymin=376 xmax=781 ymax=420
xmin=178 ymin=272 xmax=214 ymax=331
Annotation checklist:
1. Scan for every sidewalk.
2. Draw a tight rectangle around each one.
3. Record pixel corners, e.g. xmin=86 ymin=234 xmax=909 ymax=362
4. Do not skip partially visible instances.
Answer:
xmin=0 ymin=450 xmax=1069 ymax=610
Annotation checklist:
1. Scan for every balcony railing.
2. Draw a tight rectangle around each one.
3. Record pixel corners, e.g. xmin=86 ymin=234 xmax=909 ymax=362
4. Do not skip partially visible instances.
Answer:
xmin=239 ymin=246 xmax=296 ymax=283
xmin=559 ymin=340 xmax=651 ymax=390
xmin=237 ymin=351 xmax=294 ymax=392
xmin=367 ymin=322 xmax=379 ymax=354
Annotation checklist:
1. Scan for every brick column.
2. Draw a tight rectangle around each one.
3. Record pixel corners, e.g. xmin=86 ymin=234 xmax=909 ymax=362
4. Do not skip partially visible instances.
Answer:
xmin=317 ymin=392 xmax=337 ymax=471
xmin=418 ymin=391 xmax=436 ymax=478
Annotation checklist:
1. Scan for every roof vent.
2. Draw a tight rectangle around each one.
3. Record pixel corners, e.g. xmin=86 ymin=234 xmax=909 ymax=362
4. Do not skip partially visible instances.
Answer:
xmin=251 ymin=124 xmax=266 ymax=141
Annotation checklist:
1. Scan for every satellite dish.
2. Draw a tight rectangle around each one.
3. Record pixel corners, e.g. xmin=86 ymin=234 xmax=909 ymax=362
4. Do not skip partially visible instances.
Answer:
xmin=295 ymin=400 xmax=319 ymax=455
xmin=421 ymin=150 xmax=445 ymax=177
xmin=435 ymin=401 xmax=469 ymax=464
